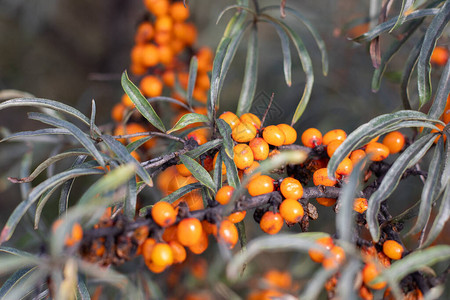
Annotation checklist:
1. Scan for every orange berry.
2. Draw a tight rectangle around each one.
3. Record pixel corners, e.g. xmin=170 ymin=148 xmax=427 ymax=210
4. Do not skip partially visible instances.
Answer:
xmin=243 ymin=161 xmax=260 ymax=177
xmin=228 ymin=211 xmax=246 ymax=223
xmin=301 ymin=128 xmax=322 ymax=148
xmin=326 ymin=139 xmax=344 ymax=157
xmin=114 ymin=123 xmax=148 ymax=144
xmin=213 ymin=152 xmax=226 ymax=175
xmin=336 ymin=157 xmax=353 ymax=176
xmin=280 ymin=177 xmax=303 ymax=199
xmin=249 ymin=138 xmax=269 ymax=161
xmin=130 ymin=44 xmax=145 ymax=65
xmin=177 ymin=218 xmax=203 ymax=247
xmin=262 ymin=125 xmax=286 ymax=146
xmin=167 ymin=174 xmax=197 ymax=195
xmin=430 ymin=46 xmax=449 ymax=66
xmin=240 ymin=113 xmax=261 ymax=130
xmin=202 ymin=220 xmax=217 ymax=236
xmin=142 ymin=238 xmax=157 ymax=261
xmin=111 ymin=103 xmax=126 ymax=122
xmin=192 ymin=87 xmax=207 ymax=104
xmin=322 ymin=246 xmax=345 ymax=269
xmin=187 ymin=128 xmax=209 ymax=146
xmin=215 ymin=186 xmax=235 ymax=205
xmin=168 ymin=240 xmax=186 ymax=264
xmin=268 ymin=149 xmax=280 ymax=159
xmin=323 ymin=129 xmax=347 ymax=146
xmin=362 ymin=262 xmax=386 ymax=289
xmin=217 ymin=219 xmax=239 ymax=249
xmin=443 ymin=109 xmax=450 ymax=124
xmin=196 ymin=47 xmax=213 ymax=73
xmin=151 ymin=242 xmax=174 ymax=267
xmin=176 ymin=163 xmax=192 ymax=177
xmin=277 ymin=124 xmax=297 ymax=145
xmin=154 ymin=30 xmax=172 ymax=45
xmin=260 ymin=211 xmax=283 ymax=234
xmin=247 ymin=175 xmax=274 ymax=196
xmin=144 ymin=0 xmax=169 ymax=17
xmin=316 ymin=198 xmax=337 ymax=207
xmin=157 ymin=45 xmax=174 ymax=65
xmin=189 ymin=230 xmax=209 ymax=254
xmin=196 ymin=72 xmax=210 ymax=90
xmin=313 ymin=168 xmax=337 ymax=186
xmin=151 ymin=201 xmax=177 ymax=228
xmin=382 ymin=240 xmax=404 ymax=260
xmin=53 ymin=221 xmax=83 ymax=247
xmin=142 ymin=44 xmax=160 ymax=67
xmin=365 ymin=142 xmax=390 ymax=161
xmin=140 ymin=75 xmax=163 ymax=98
xmin=162 ymin=225 xmax=178 ymax=242
xmin=279 ymin=198 xmax=304 ymax=224
xmin=162 ymin=70 xmax=175 ymax=87
xmin=130 ymin=151 xmax=141 ymax=162
xmin=176 ymin=191 xmax=204 ymax=211
xmin=121 ymin=94 xmax=134 ymax=107
xmin=233 ymin=144 xmax=254 ymax=170
xmin=350 ymin=149 xmax=366 ymax=165
xmin=135 ymin=22 xmax=154 ymax=44
xmin=353 ymin=198 xmax=368 ymax=213
xmin=170 ymin=2 xmax=190 ymax=22
xmin=308 ymin=236 xmax=334 ymax=263
xmin=382 ymin=131 xmax=405 ymax=154
xmin=263 ymin=270 xmax=292 ymax=289
xmin=157 ymin=165 xmax=177 ymax=195
xmin=130 ymin=62 xmax=147 ymax=76
xmin=155 ymin=15 xmax=173 ymax=32
xmin=219 ymin=111 xmax=240 ymax=129
xmin=430 ymin=123 xmax=446 ymax=143
xmin=232 ymin=121 xmax=257 ymax=143
xmin=181 ymin=23 xmax=197 ymax=46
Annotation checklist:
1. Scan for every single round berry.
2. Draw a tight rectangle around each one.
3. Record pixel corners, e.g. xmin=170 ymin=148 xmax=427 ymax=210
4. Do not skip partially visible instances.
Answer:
xmin=308 ymin=236 xmax=334 ymax=263
xmin=215 ymin=186 xmax=235 ymax=205
xmin=323 ymin=129 xmax=347 ymax=146
xmin=313 ymin=168 xmax=337 ymax=186
xmin=279 ymin=199 xmax=304 ymax=224
xmin=260 ymin=211 xmax=284 ymax=234
xmin=365 ymin=142 xmax=390 ymax=161
xmin=176 ymin=163 xmax=192 ymax=177
xmin=232 ymin=121 xmax=257 ymax=143
xmin=350 ymin=149 xmax=366 ymax=165
xmin=353 ymin=198 xmax=368 ymax=213
xmin=326 ymin=139 xmax=344 ymax=158
xmin=336 ymin=157 xmax=353 ymax=176
xmin=243 ymin=161 xmax=260 ymax=177
xmin=233 ymin=143 xmax=254 ymax=170
xmin=430 ymin=46 xmax=449 ymax=66
xmin=240 ymin=113 xmax=261 ymax=130
xmin=262 ymin=125 xmax=286 ymax=146
xmin=382 ymin=240 xmax=404 ymax=260
xmin=276 ymin=124 xmax=297 ymax=145
xmin=301 ymin=128 xmax=322 ymax=148
xmin=322 ymin=246 xmax=345 ymax=269
xmin=228 ymin=211 xmax=246 ymax=223
xmin=263 ymin=270 xmax=292 ymax=290
xmin=168 ymin=240 xmax=187 ymax=264
xmin=316 ymin=197 xmax=337 ymax=207
xmin=151 ymin=243 xmax=174 ymax=267
xmin=151 ymin=201 xmax=177 ymax=228
xmin=142 ymin=238 xmax=157 ymax=262
xmin=170 ymin=2 xmax=190 ymax=22
xmin=382 ymin=131 xmax=405 ymax=154
xmin=247 ymin=175 xmax=274 ymax=196
xmin=217 ymin=219 xmax=239 ymax=249
xmin=219 ymin=111 xmax=240 ymax=130
xmin=189 ymin=230 xmax=209 ymax=254
xmin=249 ymin=138 xmax=269 ymax=161
xmin=177 ymin=218 xmax=203 ymax=247
xmin=140 ymin=75 xmax=163 ymax=97
xmin=280 ymin=177 xmax=304 ymax=199
xmin=362 ymin=262 xmax=386 ymax=290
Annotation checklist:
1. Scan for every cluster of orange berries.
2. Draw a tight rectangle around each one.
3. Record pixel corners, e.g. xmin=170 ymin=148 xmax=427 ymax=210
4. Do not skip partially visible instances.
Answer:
xmin=247 ymin=269 xmax=298 ymax=299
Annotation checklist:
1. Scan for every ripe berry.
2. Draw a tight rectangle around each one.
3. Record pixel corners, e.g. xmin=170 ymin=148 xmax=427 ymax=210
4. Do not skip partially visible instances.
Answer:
xmin=176 ymin=163 xmax=192 ymax=177
xmin=262 ymin=125 xmax=286 ymax=146
xmin=219 ymin=111 xmax=240 ymax=130
xmin=247 ymin=175 xmax=274 ymax=196
xmin=382 ymin=240 xmax=404 ymax=260
xmin=168 ymin=240 xmax=186 ymax=264
xmin=215 ymin=186 xmax=235 ymax=205
xmin=111 ymin=103 xmax=126 ymax=122
xmin=232 ymin=121 xmax=257 ymax=143
xmin=280 ymin=177 xmax=303 ymax=199
xmin=233 ymin=143 xmax=254 ymax=170
xmin=279 ymin=199 xmax=304 ymax=224
xmin=301 ymin=128 xmax=322 ymax=148
xmin=240 ymin=113 xmax=261 ymax=130
xmin=170 ymin=2 xmax=190 ymax=22
xmin=308 ymin=236 xmax=334 ymax=263
xmin=249 ymin=138 xmax=269 ymax=161
xmin=365 ymin=142 xmax=390 ymax=161
xmin=382 ymin=131 xmax=405 ymax=154
xmin=323 ymin=129 xmax=347 ymax=146
xmin=322 ymin=246 xmax=345 ymax=269
xmin=217 ymin=219 xmax=239 ymax=249
xmin=430 ymin=46 xmax=449 ymax=66
xmin=142 ymin=238 xmax=157 ymax=262
xmin=177 ymin=218 xmax=203 ymax=247
xmin=350 ymin=149 xmax=366 ymax=165
xmin=141 ymin=44 xmax=160 ymax=67
xmin=326 ymin=139 xmax=344 ymax=157
xmin=316 ymin=197 xmax=337 ymax=207
xmin=336 ymin=157 xmax=353 ymax=176
xmin=362 ymin=262 xmax=386 ymax=289
xmin=151 ymin=201 xmax=177 ymax=228
xmin=189 ymin=230 xmax=209 ymax=254
xmin=260 ymin=211 xmax=283 ymax=234
xmin=52 ymin=220 xmax=83 ymax=247
xmin=140 ymin=75 xmax=163 ymax=98
xmin=151 ymin=243 xmax=174 ymax=267
xmin=353 ymin=198 xmax=368 ymax=213
xmin=443 ymin=109 xmax=450 ymax=124
xmin=213 ymin=152 xmax=226 ymax=175
xmin=276 ymin=124 xmax=297 ymax=145
xmin=313 ymin=168 xmax=337 ymax=186
xmin=228 ymin=211 xmax=246 ymax=223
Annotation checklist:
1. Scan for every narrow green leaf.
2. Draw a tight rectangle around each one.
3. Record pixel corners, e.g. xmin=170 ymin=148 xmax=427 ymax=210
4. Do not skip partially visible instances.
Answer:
xmin=90 ymin=100 xmax=97 ymax=138
xmin=179 ymin=154 xmax=216 ymax=192
xmin=34 ymin=185 xmax=60 ymax=229
xmin=367 ymin=133 xmax=437 ymax=242
xmin=0 ymin=267 xmax=37 ymax=298
xmin=236 ymin=24 xmax=258 ymax=116
xmin=77 ymin=277 xmax=91 ymax=300
xmin=221 ymin=148 xmax=240 ymax=190
xmin=236 ymin=221 xmax=247 ymax=250
xmin=401 ymin=37 xmax=423 ymax=110
xmin=1 ymin=128 xmax=71 ymax=143
xmin=59 ymin=155 xmax=88 ymax=215
xmin=408 ymin=137 xmax=444 ymax=236
xmin=336 ymin=261 xmax=362 ymax=300
xmin=28 ymin=112 xmax=105 ymax=168
xmin=216 ymin=119 xmax=234 ymax=159
xmin=124 ymin=176 xmax=137 ymax=219
xmin=427 ymin=57 xmax=450 ymax=119
xmin=213 ymin=150 xmax=223 ymax=191
xmin=390 ymin=0 xmax=416 ymax=32
xmin=0 ymin=268 xmax=46 ymax=300
xmin=167 ymin=113 xmax=209 ymax=134
xmin=185 ymin=138 xmax=222 ymax=159
xmin=422 ymin=182 xmax=450 ymax=247
xmin=0 ymin=247 xmax=37 ymax=258
xmin=121 ymin=71 xmax=165 ymax=132
xmin=417 ymin=1 xmax=450 ymax=107
xmin=101 ymin=134 xmax=152 ymax=186
xmin=187 ymin=57 xmax=198 ymax=107
xmin=300 ymin=268 xmax=338 ymax=299
xmin=126 ymin=136 xmax=152 ymax=153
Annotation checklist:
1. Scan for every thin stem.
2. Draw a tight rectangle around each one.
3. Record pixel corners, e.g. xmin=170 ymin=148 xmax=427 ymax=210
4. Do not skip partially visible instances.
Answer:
xmin=112 ymin=131 xmax=186 ymax=144
xmin=260 ymin=92 xmax=274 ymax=127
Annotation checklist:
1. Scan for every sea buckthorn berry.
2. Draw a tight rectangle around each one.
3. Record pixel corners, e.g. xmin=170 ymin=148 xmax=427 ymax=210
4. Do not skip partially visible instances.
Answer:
xmin=350 ymin=149 xmax=366 ymax=165
xmin=187 ymin=128 xmax=209 ymax=146
xmin=228 ymin=211 xmax=246 ymax=223
xmin=233 ymin=144 xmax=254 ymax=170
xmin=323 ymin=129 xmax=347 ymax=146
xmin=243 ymin=161 xmax=260 ymax=177
xmin=430 ymin=46 xmax=449 ymax=66
xmin=151 ymin=243 xmax=174 ymax=267
xmin=268 ymin=149 xmax=280 ymax=159
xmin=277 ymin=124 xmax=297 ymax=145
xmin=353 ymin=198 xmax=368 ymax=213
xmin=249 ymin=138 xmax=269 ymax=161
xmin=362 ymin=262 xmax=386 ymax=290
xmin=322 ymin=246 xmax=345 ymax=269
xmin=247 ymin=175 xmax=274 ymax=196
xmin=443 ymin=109 xmax=450 ymax=124
xmin=308 ymin=236 xmax=334 ymax=263
xmin=196 ymin=47 xmax=214 ymax=72
xmin=219 ymin=111 xmax=240 ymax=129
xmin=176 ymin=163 xmax=192 ymax=177
xmin=144 ymin=0 xmax=169 ymax=17
xmin=157 ymin=45 xmax=174 ymax=65
xmin=301 ymin=128 xmax=322 ymax=148
xmin=111 ymin=103 xmax=125 ymax=122
xmin=280 ymin=177 xmax=303 ymax=199
xmin=181 ymin=23 xmax=197 ymax=46
xmin=162 ymin=225 xmax=178 ymax=242
xmin=167 ymin=174 xmax=197 ymax=195
xmin=240 ymin=113 xmax=261 ymax=130
xmin=366 ymin=136 xmax=379 ymax=145
xmin=177 ymin=218 xmax=203 ymax=247
xmin=313 ymin=168 xmax=337 ymax=186
xmin=279 ymin=199 xmax=304 ymax=224
xmin=326 ymin=139 xmax=343 ymax=158
xmin=196 ymin=72 xmax=211 ymax=90
xmin=142 ymin=238 xmax=157 ymax=261
xmin=170 ymin=2 xmax=190 ymax=22
xmin=336 ymin=157 xmax=353 ymax=176
xmin=201 ymin=220 xmax=217 ymax=236
xmin=52 ymin=220 xmax=83 ymax=247
xmin=213 ymin=152 xmax=226 ymax=175
xmin=121 ymin=93 xmax=134 ymax=107
xmin=168 ymin=241 xmax=186 ymax=264
xmin=431 ymin=123 xmax=446 ymax=143
xmin=146 ymin=260 xmax=166 ymax=273
xmin=114 ymin=123 xmax=148 ymax=144
xmin=140 ymin=75 xmax=163 ymax=98
xmin=365 ymin=142 xmax=390 ymax=161
xmin=215 ymin=186 xmax=235 ymax=205
xmin=382 ymin=131 xmax=405 ymax=154
xmin=382 ymin=240 xmax=404 ymax=260
xmin=262 ymin=125 xmax=286 ymax=146
xmin=263 ymin=270 xmax=292 ymax=289
xmin=151 ymin=201 xmax=177 ymax=228
xmin=217 ymin=219 xmax=239 ymax=249
xmin=260 ymin=211 xmax=283 ymax=234
xmin=142 ymin=44 xmax=159 ymax=67
xmin=359 ymin=285 xmax=373 ymax=300
xmin=189 ymin=230 xmax=209 ymax=254
xmin=135 ymin=22 xmax=154 ymax=44
xmin=232 ymin=121 xmax=257 ymax=143
xmin=316 ymin=197 xmax=337 ymax=207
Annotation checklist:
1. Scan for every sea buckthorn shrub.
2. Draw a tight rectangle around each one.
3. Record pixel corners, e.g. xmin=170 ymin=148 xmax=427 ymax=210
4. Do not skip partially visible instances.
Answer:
xmin=0 ymin=0 xmax=450 ymax=299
